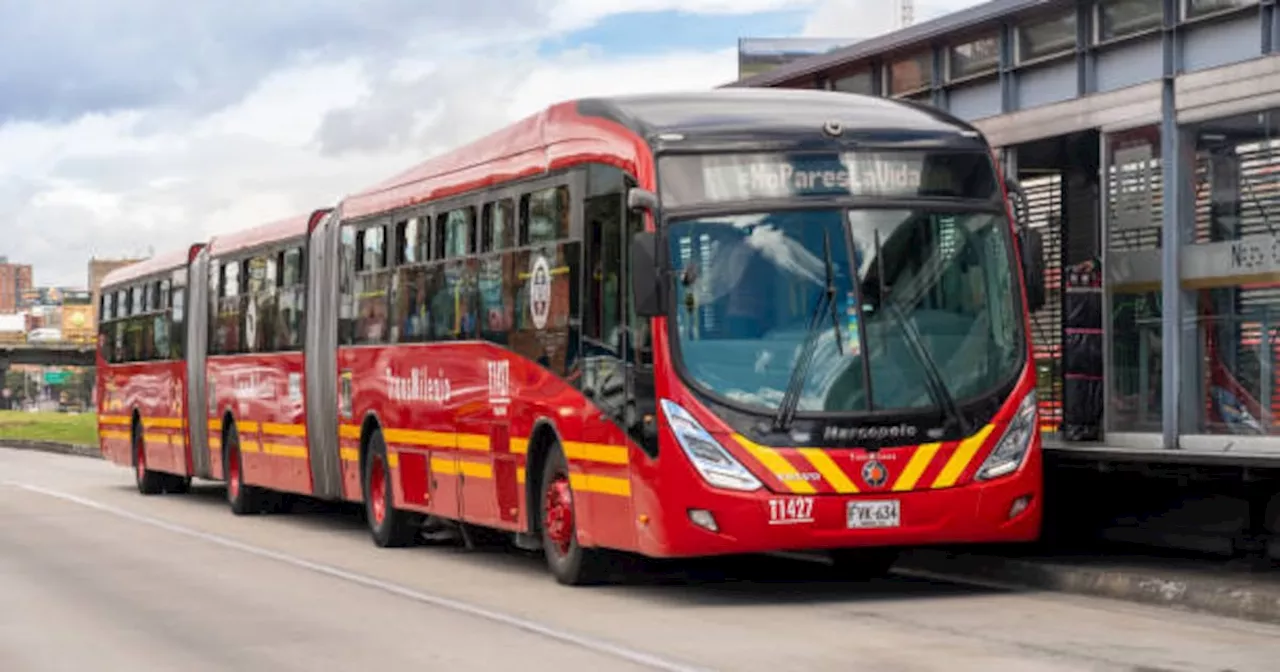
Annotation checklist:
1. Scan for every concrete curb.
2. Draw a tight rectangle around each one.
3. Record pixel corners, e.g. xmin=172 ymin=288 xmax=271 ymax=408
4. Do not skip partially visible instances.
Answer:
xmin=0 ymin=440 xmax=100 ymax=459
xmin=898 ymin=549 xmax=1280 ymax=625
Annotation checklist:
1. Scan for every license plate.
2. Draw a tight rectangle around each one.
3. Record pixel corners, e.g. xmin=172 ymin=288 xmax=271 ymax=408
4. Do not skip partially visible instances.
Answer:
xmin=847 ymin=500 xmax=900 ymax=529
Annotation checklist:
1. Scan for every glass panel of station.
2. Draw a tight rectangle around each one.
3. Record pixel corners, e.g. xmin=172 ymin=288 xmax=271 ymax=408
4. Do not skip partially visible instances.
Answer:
xmin=1104 ymin=125 xmax=1164 ymax=438
xmin=1007 ymin=131 xmax=1103 ymax=444
xmin=1182 ymin=110 xmax=1280 ymax=442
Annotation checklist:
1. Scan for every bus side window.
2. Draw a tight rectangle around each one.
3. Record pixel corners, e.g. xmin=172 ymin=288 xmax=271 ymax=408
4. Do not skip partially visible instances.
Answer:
xmin=171 ymin=274 xmax=186 ymax=360
xmin=356 ymin=224 xmax=390 ymax=345
xmin=338 ymin=224 xmax=358 ymax=346
xmin=392 ymin=218 xmax=430 ymax=344
xmin=278 ymin=246 xmax=306 ymax=350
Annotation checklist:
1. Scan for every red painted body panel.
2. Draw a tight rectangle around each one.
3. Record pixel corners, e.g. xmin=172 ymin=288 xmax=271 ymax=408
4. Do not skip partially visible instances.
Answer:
xmin=636 ymin=362 xmax=1042 ymax=558
xmin=336 ymin=341 xmax=639 ymax=551
xmin=206 ymin=354 xmax=312 ymax=496
xmin=96 ymin=359 xmax=190 ymax=477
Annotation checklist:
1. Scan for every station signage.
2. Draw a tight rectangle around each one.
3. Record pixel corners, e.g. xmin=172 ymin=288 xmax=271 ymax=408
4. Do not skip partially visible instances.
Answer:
xmin=657 ymin=150 xmax=996 ymax=208
xmin=1110 ymin=233 xmax=1280 ymax=292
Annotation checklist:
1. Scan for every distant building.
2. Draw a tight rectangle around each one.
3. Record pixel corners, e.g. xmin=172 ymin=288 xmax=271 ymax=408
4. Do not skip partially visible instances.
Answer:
xmin=0 ymin=259 xmax=33 ymax=314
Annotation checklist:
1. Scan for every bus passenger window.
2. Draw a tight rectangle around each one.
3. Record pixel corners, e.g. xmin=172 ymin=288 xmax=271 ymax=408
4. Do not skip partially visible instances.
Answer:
xmin=397 ymin=218 xmax=422 ymax=265
xmin=523 ymin=186 xmax=568 ymax=245
xmin=494 ymin=199 xmax=513 ymax=250
xmin=443 ymin=208 xmax=471 ymax=258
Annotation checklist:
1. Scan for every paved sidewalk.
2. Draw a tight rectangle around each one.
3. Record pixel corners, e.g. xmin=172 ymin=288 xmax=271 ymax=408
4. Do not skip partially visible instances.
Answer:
xmin=899 ymin=547 xmax=1280 ymax=625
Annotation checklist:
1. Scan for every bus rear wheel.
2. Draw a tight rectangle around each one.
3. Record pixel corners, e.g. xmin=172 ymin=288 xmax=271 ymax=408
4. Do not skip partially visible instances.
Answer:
xmin=538 ymin=442 xmax=610 ymax=585
xmin=224 ymin=423 xmax=263 ymax=515
xmin=363 ymin=428 xmax=420 ymax=548
xmin=133 ymin=428 xmax=164 ymax=495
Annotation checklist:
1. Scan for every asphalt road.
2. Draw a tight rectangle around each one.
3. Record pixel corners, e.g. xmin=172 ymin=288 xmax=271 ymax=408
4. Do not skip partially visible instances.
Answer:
xmin=2 ymin=447 xmax=1277 ymax=672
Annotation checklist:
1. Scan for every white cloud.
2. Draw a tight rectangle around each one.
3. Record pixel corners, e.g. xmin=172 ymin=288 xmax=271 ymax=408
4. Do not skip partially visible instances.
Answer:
xmin=1 ymin=0 xmax=981 ymax=288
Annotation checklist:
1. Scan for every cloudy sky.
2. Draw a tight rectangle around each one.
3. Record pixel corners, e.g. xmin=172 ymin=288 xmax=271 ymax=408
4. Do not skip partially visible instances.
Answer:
xmin=2 ymin=0 xmax=984 ymax=288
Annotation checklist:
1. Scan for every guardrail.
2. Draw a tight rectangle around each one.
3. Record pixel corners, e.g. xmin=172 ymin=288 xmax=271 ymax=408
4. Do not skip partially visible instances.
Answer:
xmin=0 ymin=342 xmax=96 ymax=367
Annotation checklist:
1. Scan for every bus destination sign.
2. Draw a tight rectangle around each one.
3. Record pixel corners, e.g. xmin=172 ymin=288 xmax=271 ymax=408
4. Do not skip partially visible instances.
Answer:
xmin=657 ymin=150 xmax=996 ymax=209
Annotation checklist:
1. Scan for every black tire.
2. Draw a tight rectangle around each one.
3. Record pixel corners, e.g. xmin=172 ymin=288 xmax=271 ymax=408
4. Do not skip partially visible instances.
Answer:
xmin=224 ymin=423 xmax=262 ymax=515
xmin=829 ymin=547 xmax=900 ymax=580
xmin=538 ymin=442 xmax=611 ymax=585
xmin=163 ymin=473 xmax=192 ymax=494
xmin=133 ymin=425 xmax=165 ymax=495
xmin=363 ymin=428 xmax=420 ymax=548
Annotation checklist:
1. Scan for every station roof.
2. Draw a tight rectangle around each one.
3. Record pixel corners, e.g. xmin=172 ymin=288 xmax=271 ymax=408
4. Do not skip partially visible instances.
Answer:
xmin=726 ymin=0 xmax=1062 ymax=89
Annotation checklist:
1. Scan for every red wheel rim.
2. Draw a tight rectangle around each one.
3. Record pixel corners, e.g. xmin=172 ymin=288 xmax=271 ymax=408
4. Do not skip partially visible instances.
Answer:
xmin=228 ymin=441 xmax=240 ymax=501
xmin=135 ymin=436 xmax=145 ymax=480
xmin=543 ymin=473 xmax=574 ymax=556
xmin=369 ymin=455 xmax=387 ymax=526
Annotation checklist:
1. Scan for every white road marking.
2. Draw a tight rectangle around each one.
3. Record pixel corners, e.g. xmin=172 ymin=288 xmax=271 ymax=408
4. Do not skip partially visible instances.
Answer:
xmin=3 ymin=480 xmax=711 ymax=672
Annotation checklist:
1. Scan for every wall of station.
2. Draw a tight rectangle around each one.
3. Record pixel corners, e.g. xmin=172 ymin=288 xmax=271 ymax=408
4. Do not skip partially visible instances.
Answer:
xmin=760 ymin=0 xmax=1280 ymax=453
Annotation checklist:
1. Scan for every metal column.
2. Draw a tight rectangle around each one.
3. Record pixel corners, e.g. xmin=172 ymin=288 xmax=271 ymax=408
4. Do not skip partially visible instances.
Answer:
xmin=1160 ymin=0 xmax=1185 ymax=449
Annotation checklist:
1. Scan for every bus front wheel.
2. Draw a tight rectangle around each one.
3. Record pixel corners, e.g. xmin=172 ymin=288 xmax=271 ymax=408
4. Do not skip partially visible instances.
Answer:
xmin=363 ymin=428 xmax=420 ymax=548
xmin=538 ymin=442 xmax=610 ymax=586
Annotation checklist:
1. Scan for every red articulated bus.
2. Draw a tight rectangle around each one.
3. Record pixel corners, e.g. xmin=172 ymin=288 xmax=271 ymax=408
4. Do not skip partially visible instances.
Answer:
xmin=96 ymin=244 xmax=204 ymax=494
xmin=99 ymin=88 xmax=1048 ymax=585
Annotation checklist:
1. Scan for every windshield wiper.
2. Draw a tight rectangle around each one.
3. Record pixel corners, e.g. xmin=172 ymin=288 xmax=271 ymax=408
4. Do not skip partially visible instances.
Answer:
xmin=880 ymin=296 xmax=971 ymax=436
xmin=773 ymin=230 xmax=842 ymax=432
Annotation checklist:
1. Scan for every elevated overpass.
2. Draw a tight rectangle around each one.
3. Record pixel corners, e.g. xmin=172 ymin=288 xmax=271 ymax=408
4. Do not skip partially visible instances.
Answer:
xmin=0 ymin=342 xmax=96 ymax=368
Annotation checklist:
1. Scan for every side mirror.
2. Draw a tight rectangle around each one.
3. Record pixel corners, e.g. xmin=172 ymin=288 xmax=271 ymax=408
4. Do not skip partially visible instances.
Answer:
xmin=630 ymin=231 xmax=664 ymax=318
xmin=627 ymin=187 xmax=659 ymax=213
xmin=1019 ymin=228 xmax=1046 ymax=314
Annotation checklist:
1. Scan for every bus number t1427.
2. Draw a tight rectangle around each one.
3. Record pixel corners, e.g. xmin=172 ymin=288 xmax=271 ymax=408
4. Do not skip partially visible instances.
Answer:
xmin=768 ymin=497 xmax=814 ymax=525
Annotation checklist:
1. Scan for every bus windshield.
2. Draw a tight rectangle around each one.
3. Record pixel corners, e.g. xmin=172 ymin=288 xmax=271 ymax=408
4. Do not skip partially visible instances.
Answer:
xmin=666 ymin=207 xmax=1025 ymax=416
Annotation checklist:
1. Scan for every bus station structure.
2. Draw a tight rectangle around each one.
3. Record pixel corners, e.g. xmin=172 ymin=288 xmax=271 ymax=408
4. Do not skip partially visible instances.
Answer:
xmin=731 ymin=0 xmax=1280 ymax=557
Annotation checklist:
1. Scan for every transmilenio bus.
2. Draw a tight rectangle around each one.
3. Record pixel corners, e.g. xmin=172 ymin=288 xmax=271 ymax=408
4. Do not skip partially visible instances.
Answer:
xmin=97 ymin=88 xmax=1047 ymax=585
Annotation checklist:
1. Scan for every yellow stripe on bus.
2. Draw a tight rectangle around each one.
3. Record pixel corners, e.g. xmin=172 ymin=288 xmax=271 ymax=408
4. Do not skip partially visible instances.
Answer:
xmin=733 ymin=434 xmax=818 ymax=494
xmin=569 ymin=473 xmax=630 ymax=497
xmin=892 ymin=442 xmax=942 ymax=492
xmin=563 ymin=441 xmax=629 ymax=465
xmin=796 ymin=448 xmax=859 ymax=494
xmin=932 ymin=425 xmax=995 ymax=489
xmin=262 ymin=422 xmax=307 ymax=437
xmin=262 ymin=443 xmax=308 ymax=459
xmin=145 ymin=417 xmax=183 ymax=429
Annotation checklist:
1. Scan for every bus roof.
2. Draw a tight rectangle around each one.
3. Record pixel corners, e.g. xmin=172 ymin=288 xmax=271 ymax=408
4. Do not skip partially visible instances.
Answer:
xmin=339 ymin=99 xmax=648 ymax=221
xmin=101 ymin=244 xmax=202 ymax=289
xmin=338 ymin=88 xmax=985 ymax=221
xmin=207 ymin=213 xmax=312 ymax=258
xmin=575 ymin=88 xmax=983 ymax=141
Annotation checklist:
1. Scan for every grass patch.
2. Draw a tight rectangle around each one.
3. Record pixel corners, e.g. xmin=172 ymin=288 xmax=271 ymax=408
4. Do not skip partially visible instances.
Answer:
xmin=0 ymin=410 xmax=98 ymax=446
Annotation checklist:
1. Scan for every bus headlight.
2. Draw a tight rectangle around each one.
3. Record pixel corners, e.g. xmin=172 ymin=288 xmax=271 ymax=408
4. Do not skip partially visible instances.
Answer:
xmin=975 ymin=391 xmax=1037 ymax=482
xmin=660 ymin=399 xmax=763 ymax=492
